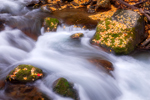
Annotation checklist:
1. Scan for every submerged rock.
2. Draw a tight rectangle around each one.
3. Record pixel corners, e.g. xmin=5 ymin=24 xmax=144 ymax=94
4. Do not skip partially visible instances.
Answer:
xmin=43 ymin=17 xmax=59 ymax=32
xmin=70 ymin=33 xmax=84 ymax=39
xmin=0 ymin=80 xmax=5 ymax=89
xmin=5 ymin=84 xmax=50 ymax=100
xmin=88 ymin=58 xmax=114 ymax=71
xmin=91 ymin=10 xmax=145 ymax=54
xmin=6 ymin=65 xmax=43 ymax=84
xmin=0 ymin=21 xmax=4 ymax=31
xmin=53 ymin=78 xmax=79 ymax=100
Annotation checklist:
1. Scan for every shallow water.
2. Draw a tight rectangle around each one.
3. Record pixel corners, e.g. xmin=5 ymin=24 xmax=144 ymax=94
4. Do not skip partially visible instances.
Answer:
xmin=0 ymin=0 xmax=150 ymax=100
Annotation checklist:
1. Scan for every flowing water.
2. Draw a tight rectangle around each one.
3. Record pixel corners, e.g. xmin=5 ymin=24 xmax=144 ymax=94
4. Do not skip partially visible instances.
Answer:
xmin=0 ymin=0 xmax=150 ymax=100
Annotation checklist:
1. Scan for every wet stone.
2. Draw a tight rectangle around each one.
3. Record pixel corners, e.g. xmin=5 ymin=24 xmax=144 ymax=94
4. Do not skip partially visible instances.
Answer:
xmin=96 ymin=0 xmax=111 ymax=9
xmin=53 ymin=78 xmax=79 ymax=100
xmin=0 ymin=80 xmax=5 ymax=89
xmin=88 ymin=58 xmax=114 ymax=71
xmin=41 ymin=5 xmax=53 ymax=13
xmin=70 ymin=33 xmax=84 ymax=39
xmin=5 ymin=84 xmax=51 ymax=100
xmin=43 ymin=17 xmax=59 ymax=32
xmin=6 ymin=64 xmax=43 ymax=84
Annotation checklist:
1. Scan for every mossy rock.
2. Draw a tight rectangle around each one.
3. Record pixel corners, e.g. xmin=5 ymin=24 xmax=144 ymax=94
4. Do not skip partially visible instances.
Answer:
xmin=53 ymin=78 xmax=79 ymax=100
xmin=43 ymin=17 xmax=59 ymax=32
xmin=5 ymin=84 xmax=51 ymax=100
xmin=6 ymin=64 xmax=43 ymax=84
xmin=70 ymin=33 xmax=84 ymax=39
xmin=91 ymin=10 xmax=145 ymax=55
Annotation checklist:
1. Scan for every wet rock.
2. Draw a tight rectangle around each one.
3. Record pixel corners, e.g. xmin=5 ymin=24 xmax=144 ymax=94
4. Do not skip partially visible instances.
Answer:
xmin=0 ymin=80 xmax=5 ymax=89
xmin=6 ymin=65 xmax=43 ymax=84
xmin=5 ymin=84 xmax=50 ymax=100
xmin=70 ymin=1 xmax=79 ymax=6
xmin=73 ymin=0 xmax=91 ymax=6
xmin=53 ymin=78 xmax=79 ymax=100
xmin=70 ymin=33 xmax=84 ymax=39
xmin=0 ymin=21 xmax=4 ymax=31
xmin=41 ymin=5 xmax=53 ymax=13
xmin=87 ymin=0 xmax=111 ymax=13
xmin=43 ymin=17 xmax=59 ymax=32
xmin=39 ymin=0 xmax=48 ymax=4
xmin=91 ymin=10 xmax=145 ymax=54
xmin=96 ymin=0 xmax=111 ymax=9
xmin=88 ymin=58 xmax=114 ymax=71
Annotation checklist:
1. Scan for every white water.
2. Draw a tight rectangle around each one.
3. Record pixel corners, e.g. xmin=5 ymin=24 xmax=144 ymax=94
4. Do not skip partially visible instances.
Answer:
xmin=0 ymin=0 xmax=150 ymax=100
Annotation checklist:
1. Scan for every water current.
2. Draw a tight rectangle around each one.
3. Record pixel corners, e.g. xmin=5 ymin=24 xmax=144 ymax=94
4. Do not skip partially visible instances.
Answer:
xmin=0 ymin=0 xmax=150 ymax=100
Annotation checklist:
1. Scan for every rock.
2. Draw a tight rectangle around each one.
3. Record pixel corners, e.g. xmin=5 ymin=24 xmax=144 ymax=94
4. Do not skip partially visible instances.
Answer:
xmin=0 ymin=80 xmax=5 ymax=89
xmin=91 ymin=10 xmax=145 ymax=54
xmin=73 ymin=0 xmax=93 ymax=6
xmin=53 ymin=78 xmax=79 ymax=100
xmin=70 ymin=1 xmax=79 ymax=6
xmin=39 ymin=0 xmax=48 ymax=4
xmin=5 ymin=84 xmax=51 ymax=100
xmin=96 ymin=0 xmax=111 ymax=9
xmin=88 ymin=58 xmax=114 ymax=71
xmin=43 ymin=17 xmax=59 ymax=32
xmin=6 ymin=64 xmax=43 ymax=84
xmin=41 ymin=5 xmax=53 ymax=13
xmin=87 ymin=0 xmax=111 ymax=13
xmin=0 ymin=21 xmax=4 ymax=31
xmin=70 ymin=33 xmax=84 ymax=39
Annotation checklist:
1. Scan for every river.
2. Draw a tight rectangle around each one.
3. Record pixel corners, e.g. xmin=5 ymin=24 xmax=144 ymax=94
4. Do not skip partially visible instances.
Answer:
xmin=0 ymin=0 xmax=150 ymax=100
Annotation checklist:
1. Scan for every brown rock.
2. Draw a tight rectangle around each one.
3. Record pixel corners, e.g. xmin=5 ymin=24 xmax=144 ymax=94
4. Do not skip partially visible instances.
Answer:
xmin=0 ymin=80 xmax=5 ymax=89
xmin=70 ymin=33 xmax=84 ymax=39
xmin=5 ymin=84 xmax=51 ymax=100
xmin=88 ymin=58 xmax=114 ymax=71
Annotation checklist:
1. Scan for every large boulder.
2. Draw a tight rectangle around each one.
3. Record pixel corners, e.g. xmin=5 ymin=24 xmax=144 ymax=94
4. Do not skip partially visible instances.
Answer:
xmin=53 ymin=78 xmax=79 ymax=100
xmin=5 ymin=84 xmax=50 ymax=100
xmin=6 ymin=64 xmax=43 ymax=84
xmin=43 ymin=17 xmax=59 ymax=32
xmin=91 ymin=10 xmax=145 ymax=54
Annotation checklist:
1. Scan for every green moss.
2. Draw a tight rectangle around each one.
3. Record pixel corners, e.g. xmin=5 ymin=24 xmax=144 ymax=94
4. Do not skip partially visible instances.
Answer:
xmin=105 ymin=19 xmax=110 ymax=30
xmin=53 ymin=78 xmax=78 ymax=100
xmin=6 ymin=65 xmax=43 ymax=83
xmin=91 ymin=17 xmax=138 ymax=54
xmin=93 ymin=33 xmax=100 ymax=40
xmin=44 ymin=17 xmax=59 ymax=32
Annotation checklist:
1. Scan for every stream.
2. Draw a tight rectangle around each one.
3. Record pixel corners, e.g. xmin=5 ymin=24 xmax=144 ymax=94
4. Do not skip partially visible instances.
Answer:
xmin=0 ymin=0 xmax=150 ymax=100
